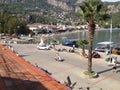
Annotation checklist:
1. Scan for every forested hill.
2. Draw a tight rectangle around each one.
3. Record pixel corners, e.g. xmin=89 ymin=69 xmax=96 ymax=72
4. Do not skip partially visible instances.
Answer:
xmin=0 ymin=0 xmax=119 ymax=13
xmin=0 ymin=0 xmax=120 ymax=27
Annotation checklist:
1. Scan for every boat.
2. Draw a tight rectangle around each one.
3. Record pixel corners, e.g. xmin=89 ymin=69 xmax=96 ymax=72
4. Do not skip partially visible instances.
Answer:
xmin=37 ymin=45 xmax=50 ymax=50
xmin=94 ymin=41 xmax=114 ymax=52
xmin=62 ymin=39 xmax=79 ymax=47
xmin=112 ymin=43 xmax=120 ymax=55
xmin=37 ymin=38 xmax=50 ymax=50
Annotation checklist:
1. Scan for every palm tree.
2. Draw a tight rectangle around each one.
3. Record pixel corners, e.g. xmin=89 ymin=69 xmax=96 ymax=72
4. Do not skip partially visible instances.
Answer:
xmin=77 ymin=39 xmax=88 ymax=56
xmin=51 ymin=38 xmax=58 ymax=50
xmin=79 ymin=0 xmax=110 ymax=72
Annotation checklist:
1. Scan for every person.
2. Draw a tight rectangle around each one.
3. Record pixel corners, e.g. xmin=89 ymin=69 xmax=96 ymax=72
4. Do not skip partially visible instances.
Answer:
xmin=55 ymin=53 xmax=61 ymax=61
xmin=69 ymin=49 xmax=74 ymax=53
xmin=105 ymin=49 xmax=109 ymax=55
xmin=110 ymin=57 xmax=113 ymax=63
xmin=16 ymin=52 xmax=19 ymax=56
xmin=73 ymin=45 xmax=75 ymax=50
xmin=112 ymin=60 xmax=117 ymax=72
xmin=35 ymin=63 xmax=39 ymax=67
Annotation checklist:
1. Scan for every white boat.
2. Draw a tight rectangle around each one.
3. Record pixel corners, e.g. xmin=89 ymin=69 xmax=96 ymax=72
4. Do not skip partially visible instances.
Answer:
xmin=37 ymin=45 xmax=50 ymax=50
xmin=94 ymin=41 xmax=114 ymax=52
xmin=37 ymin=38 xmax=50 ymax=50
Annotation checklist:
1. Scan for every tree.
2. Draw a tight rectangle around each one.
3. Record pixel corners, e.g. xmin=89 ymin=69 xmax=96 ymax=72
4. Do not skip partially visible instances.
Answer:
xmin=51 ymin=38 xmax=58 ymax=50
xmin=79 ymin=0 xmax=110 ymax=72
xmin=6 ymin=15 xmax=19 ymax=35
xmin=77 ymin=39 xmax=88 ymax=56
xmin=0 ymin=13 xmax=30 ymax=35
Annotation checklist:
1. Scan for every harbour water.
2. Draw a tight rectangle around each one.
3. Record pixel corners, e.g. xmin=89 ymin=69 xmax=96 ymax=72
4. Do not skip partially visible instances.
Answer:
xmin=55 ymin=29 xmax=120 ymax=49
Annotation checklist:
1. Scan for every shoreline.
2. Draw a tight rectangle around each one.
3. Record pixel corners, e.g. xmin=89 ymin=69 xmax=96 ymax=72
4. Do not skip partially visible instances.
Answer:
xmin=54 ymin=28 xmax=120 ymax=37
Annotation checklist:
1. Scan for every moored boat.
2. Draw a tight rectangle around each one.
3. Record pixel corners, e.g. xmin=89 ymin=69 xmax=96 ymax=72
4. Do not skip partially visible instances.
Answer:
xmin=94 ymin=41 xmax=114 ymax=53
xmin=112 ymin=43 xmax=120 ymax=55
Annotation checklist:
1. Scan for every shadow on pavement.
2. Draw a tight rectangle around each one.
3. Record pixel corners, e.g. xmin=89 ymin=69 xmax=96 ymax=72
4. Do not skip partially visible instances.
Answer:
xmin=19 ymin=54 xmax=29 ymax=57
xmin=116 ymin=69 xmax=120 ymax=73
xmin=97 ymin=65 xmax=120 ymax=74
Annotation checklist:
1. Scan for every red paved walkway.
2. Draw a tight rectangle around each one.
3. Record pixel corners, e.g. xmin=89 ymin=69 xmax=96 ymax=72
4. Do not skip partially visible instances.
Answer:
xmin=0 ymin=45 xmax=70 ymax=90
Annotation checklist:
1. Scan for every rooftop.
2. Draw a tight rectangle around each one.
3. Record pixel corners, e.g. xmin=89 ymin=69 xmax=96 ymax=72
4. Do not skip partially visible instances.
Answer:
xmin=0 ymin=45 xmax=69 ymax=90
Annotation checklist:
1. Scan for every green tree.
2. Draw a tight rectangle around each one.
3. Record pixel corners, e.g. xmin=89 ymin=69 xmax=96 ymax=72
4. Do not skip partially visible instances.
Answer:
xmin=17 ymin=21 xmax=30 ymax=35
xmin=77 ymin=39 xmax=88 ymax=56
xmin=79 ymin=0 xmax=110 ymax=72
xmin=6 ymin=15 xmax=19 ymax=35
xmin=0 ymin=14 xmax=10 ymax=34
xmin=51 ymin=38 xmax=58 ymax=50
xmin=0 ymin=13 xmax=30 ymax=35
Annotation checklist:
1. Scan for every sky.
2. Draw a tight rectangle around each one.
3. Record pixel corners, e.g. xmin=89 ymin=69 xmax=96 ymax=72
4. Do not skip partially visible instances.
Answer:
xmin=101 ymin=0 xmax=120 ymax=2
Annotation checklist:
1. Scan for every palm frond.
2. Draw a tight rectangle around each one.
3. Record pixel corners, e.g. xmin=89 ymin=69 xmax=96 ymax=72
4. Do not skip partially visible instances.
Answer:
xmin=78 ymin=0 xmax=110 ymax=24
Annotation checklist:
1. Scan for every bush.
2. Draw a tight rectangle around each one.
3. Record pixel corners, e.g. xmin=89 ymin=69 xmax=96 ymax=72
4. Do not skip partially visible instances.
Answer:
xmin=83 ymin=71 xmax=98 ymax=78
xmin=105 ymin=58 xmax=110 ymax=62
xmin=83 ymin=71 xmax=95 ymax=76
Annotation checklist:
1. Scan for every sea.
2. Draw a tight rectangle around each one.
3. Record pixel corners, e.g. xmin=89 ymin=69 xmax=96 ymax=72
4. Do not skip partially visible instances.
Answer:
xmin=54 ymin=29 xmax=120 ymax=49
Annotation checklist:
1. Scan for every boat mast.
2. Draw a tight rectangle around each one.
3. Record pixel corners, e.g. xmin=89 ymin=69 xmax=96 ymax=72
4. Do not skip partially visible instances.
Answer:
xmin=109 ymin=13 xmax=112 ymax=56
xmin=109 ymin=15 xmax=112 ymax=43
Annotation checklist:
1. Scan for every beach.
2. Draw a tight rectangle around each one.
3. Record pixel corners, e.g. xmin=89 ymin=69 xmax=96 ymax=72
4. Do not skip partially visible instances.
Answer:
xmin=11 ymin=43 xmax=120 ymax=90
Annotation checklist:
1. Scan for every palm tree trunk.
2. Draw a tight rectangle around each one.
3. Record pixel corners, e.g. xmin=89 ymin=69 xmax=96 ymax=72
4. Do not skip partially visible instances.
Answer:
xmin=82 ymin=46 xmax=85 ymax=56
xmin=88 ymin=20 xmax=95 ymax=72
xmin=53 ymin=45 xmax=55 ymax=50
xmin=53 ymin=45 xmax=57 ymax=50
xmin=88 ymin=39 xmax=93 ymax=72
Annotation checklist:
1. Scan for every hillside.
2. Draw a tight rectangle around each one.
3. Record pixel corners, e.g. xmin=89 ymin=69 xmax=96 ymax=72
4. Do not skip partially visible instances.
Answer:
xmin=0 ymin=0 xmax=119 ymax=12
xmin=0 ymin=0 xmax=120 ymax=27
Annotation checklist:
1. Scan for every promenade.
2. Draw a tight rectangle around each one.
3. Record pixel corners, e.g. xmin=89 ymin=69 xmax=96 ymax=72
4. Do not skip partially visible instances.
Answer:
xmin=11 ymin=44 xmax=120 ymax=90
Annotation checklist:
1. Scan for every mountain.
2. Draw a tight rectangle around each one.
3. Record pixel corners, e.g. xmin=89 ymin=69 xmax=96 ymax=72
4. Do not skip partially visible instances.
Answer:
xmin=0 ymin=0 xmax=77 ymax=12
xmin=0 ymin=0 xmax=119 ymax=13
xmin=0 ymin=0 xmax=120 ymax=27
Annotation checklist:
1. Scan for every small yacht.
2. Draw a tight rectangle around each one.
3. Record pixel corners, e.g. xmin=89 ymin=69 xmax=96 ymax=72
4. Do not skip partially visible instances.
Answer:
xmin=37 ymin=38 xmax=50 ymax=50
xmin=94 ymin=41 xmax=114 ymax=52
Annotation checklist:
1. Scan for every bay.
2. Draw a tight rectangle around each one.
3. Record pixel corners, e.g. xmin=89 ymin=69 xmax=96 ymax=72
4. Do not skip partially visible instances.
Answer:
xmin=54 ymin=29 xmax=120 ymax=49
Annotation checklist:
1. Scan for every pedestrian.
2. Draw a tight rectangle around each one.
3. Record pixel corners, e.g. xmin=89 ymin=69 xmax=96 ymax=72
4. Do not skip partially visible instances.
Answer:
xmin=16 ymin=52 xmax=19 ymax=56
xmin=35 ymin=63 xmax=39 ymax=67
xmin=112 ymin=60 xmax=117 ymax=72
xmin=105 ymin=49 xmax=109 ymax=55
xmin=110 ymin=57 xmax=113 ymax=63
xmin=73 ymin=45 xmax=75 ymax=50
xmin=55 ymin=53 xmax=61 ymax=61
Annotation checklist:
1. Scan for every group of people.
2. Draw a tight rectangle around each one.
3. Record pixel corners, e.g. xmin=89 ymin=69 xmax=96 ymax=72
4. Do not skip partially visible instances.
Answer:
xmin=4 ymin=44 xmax=20 ymax=56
